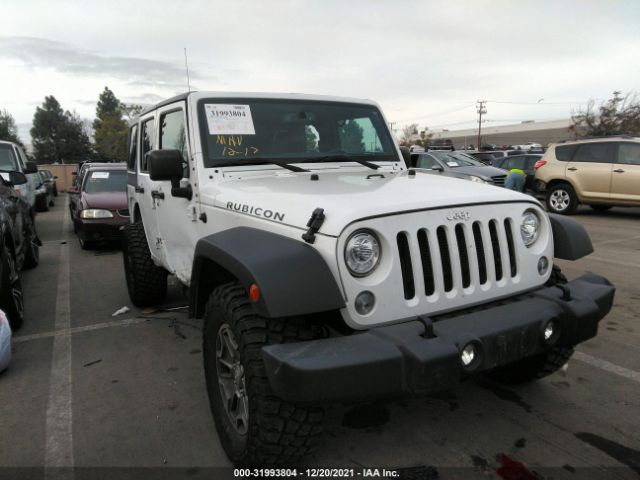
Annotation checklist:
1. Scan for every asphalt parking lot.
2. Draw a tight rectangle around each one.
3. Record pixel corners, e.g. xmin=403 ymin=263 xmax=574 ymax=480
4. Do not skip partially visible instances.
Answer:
xmin=1 ymin=195 xmax=639 ymax=479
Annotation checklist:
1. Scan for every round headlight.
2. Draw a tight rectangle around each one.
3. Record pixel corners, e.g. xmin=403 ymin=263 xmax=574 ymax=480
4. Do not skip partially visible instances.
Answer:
xmin=344 ymin=230 xmax=381 ymax=277
xmin=520 ymin=210 xmax=540 ymax=246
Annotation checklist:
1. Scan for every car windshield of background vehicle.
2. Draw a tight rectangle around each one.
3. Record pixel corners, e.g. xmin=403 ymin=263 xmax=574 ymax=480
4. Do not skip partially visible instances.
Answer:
xmin=432 ymin=151 xmax=483 ymax=167
xmin=198 ymin=99 xmax=397 ymax=168
xmin=0 ymin=145 xmax=20 ymax=171
xmin=83 ymin=170 xmax=128 ymax=193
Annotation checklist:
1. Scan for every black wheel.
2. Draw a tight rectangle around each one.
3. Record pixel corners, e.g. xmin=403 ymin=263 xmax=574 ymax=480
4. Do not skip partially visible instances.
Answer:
xmin=203 ymin=283 xmax=324 ymax=466
xmin=54 ymin=187 xmax=58 ymax=197
xmin=489 ymin=346 xmax=574 ymax=384
xmin=546 ymin=183 xmax=578 ymax=215
xmin=122 ymin=222 xmax=167 ymax=307
xmin=0 ymin=246 xmax=24 ymax=331
xmin=22 ymin=227 xmax=39 ymax=270
xmin=590 ymin=204 xmax=612 ymax=212
xmin=49 ymin=198 xmax=55 ymax=207
xmin=78 ymin=235 xmax=94 ymax=250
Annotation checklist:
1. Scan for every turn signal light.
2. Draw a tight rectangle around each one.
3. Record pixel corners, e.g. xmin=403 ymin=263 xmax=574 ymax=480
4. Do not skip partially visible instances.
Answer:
xmin=534 ymin=160 xmax=547 ymax=170
xmin=249 ymin=284 xmax=260 ymax=303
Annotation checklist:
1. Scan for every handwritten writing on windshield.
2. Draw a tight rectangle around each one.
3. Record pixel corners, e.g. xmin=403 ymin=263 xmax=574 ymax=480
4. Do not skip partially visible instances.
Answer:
xmin=216 ymin=135 xmax=259 ymax=157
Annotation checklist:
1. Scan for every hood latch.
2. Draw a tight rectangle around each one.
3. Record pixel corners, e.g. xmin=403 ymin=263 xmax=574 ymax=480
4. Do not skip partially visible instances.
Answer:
xmin=302 ymin=208 xmax=325 ymax=244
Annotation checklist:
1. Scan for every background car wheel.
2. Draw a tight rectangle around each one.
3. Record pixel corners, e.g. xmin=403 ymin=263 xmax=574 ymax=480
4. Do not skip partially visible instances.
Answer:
xmin=0 ymin=246 xmax=24 ymax=331
xmin=546 ymin=183 xmax=578 ymax=215
xmin=22 ymin=229 xmax=40 ymax=270
xmin=78 ymin=235 xmax=94 ymax=250
xmin=590 ymin=205 xmax=612 ymax=212
xmin=203 ymin=282 xmax=324 ymax=466
xmin=49 ymin=198 xmax=55 ymax=207
xmin=122 ymin=222 xmax=167 ymax=307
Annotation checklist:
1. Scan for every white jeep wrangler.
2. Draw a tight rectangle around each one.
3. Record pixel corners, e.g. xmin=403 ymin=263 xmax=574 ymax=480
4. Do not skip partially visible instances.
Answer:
xmin=123 ymin=92 xmax=615 ymax=466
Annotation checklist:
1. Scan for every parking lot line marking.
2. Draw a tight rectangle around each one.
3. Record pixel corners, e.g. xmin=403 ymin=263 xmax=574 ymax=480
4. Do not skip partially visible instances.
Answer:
xmin=574 ymin=351 xmax=640 ymax=384
xmin=13 ymin=316 xmax=154 ymax=343
xmin=44 ymin=197 xmax=74 ymax=477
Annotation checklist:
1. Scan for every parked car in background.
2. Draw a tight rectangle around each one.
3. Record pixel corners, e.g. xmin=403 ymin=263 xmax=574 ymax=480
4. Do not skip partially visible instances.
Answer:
xmin=34 ymin=171 xmax=54 ymax=212
xmin=428 ymin=138 xmax=455 ymax=151
xmin=72 ymin=163 xmax=129 ymax=249
xmin=68 ymin=161 xmax=111 ymax=222
xmin=0 ymin=309 xmax=10 ymax=371
xmin=535 ymin=136 xmax=640 ymax=214
xmin=0 ymin=171 xmax=40 ymax=330
xmin=38 ymin=169 xmax=58 ymax=197
xmin=492 ymin=154 xmax=543 ymax=193
xmin=513 ymin=142 xmax=543 ymax=151
xmin=411 ymin=150 xmax=508 ymax=186
xmin=0 ymin=141 xmax=39 ymax=212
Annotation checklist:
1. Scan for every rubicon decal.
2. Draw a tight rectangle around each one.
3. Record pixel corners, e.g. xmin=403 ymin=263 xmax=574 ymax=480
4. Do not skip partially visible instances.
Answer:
xmin=226 ymin=202 xmax=285 ymax=222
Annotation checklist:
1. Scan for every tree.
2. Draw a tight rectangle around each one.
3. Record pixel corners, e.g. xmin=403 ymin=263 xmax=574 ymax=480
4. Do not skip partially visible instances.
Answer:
xmin=570 ymin=91 xmax=640 ymax=138
xmin=93 ymin=87 xmax=128 ymax=162
xmin=415 ymin=128 xmax=433 ymax=148
xmin=399 ymin=123 xmax=419 ymax=145
xmin=0 ymin=110 xmax=23 ymax=147
xmin=30 ymin=96 xmax=92 ymax=164
xmin=122 ymin=104 xmax=144 ymax=123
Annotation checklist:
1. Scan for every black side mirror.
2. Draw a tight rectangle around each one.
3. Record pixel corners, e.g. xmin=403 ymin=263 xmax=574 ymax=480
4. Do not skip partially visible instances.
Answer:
xmin=24 ymin=162 xmax=38 ymax=174
xmin=399 ymin=147 xmax=411 ymax=166
xmin=148 ymin=150 xmax=192 ymax=200
xmin=0 ymin=171 xmax=27 ymax=186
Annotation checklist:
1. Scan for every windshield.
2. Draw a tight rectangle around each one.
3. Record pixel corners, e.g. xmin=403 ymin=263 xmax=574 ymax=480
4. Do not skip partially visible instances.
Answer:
xmin=431 ymin=151 xmax=484 ymax=167
xmin=198 ymin=98 xmax=397 ymax=168
xmin=0 ymin=144 xmax=19 ymax=171
xmin=83 ymin=170 xmax=127 ymax=193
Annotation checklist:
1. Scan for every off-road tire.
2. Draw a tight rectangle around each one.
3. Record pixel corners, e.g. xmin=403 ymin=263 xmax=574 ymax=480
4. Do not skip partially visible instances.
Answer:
xmin=203 ymin=282 xmax=324 ymax=466
xmin=122 ymin=222 xmax=167 ymax=307
xmin=0 ymin=246 xmax=24 ymax=331
xmin=546 ymin=183 xmax=578 ymax=215
xmin=489 ymin=346 xmax=574 ymax=384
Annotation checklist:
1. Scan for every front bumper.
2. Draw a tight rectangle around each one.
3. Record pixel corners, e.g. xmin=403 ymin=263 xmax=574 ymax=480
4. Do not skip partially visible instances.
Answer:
xmin=77 ymin=217 xmax=128 ymax=242
xmin=262 ymin=273 xmax=614 ymax=403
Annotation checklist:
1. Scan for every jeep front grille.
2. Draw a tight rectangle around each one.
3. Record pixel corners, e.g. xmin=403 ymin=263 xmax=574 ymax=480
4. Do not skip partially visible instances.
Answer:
xmin=396 ymin=218 xmax=518 ymax=300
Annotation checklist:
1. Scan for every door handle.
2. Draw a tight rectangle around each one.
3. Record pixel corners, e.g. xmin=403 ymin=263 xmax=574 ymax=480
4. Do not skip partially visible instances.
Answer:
xmin=567 ymin=167 xmax=578 ymax=171
xmin=613 ymin=169 xmax=625 ymax=173
xmin=151 ymin=190 xmax=165 ymax=200
xmin=135 ymin=186 xmax=145 ymax=193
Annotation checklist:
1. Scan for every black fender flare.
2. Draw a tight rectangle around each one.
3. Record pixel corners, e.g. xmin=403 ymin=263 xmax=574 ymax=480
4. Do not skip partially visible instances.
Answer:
xmin=548 ymin=213 xmax=593 ymax=260
xmin=189 ymin=227 xmax=345 ymax=318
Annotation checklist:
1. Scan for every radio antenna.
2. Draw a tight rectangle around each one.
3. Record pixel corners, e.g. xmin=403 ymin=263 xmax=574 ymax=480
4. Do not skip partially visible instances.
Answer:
xmin=184 ymin=47 xmax=191 ymax=92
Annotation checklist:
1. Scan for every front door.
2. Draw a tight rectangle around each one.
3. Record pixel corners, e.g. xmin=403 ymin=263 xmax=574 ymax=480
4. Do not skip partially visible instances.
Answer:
xmin=565 ymin=142 xmax=615 ymax=201
xmin=153 ymin=103 xmax=199 ymax=284
xmin=611 ymin=142 xmax=640 ymax=203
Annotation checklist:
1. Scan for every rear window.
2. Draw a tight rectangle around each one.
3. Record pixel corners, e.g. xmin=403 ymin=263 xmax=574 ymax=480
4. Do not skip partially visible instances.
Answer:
xmin=555 ymin=144 xmax=578 ymax=161
xmin=83 ymin=170 xmax=127 ymax=193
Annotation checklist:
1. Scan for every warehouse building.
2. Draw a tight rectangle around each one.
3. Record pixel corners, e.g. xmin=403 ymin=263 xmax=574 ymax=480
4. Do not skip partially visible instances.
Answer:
xmin=430 ymin=118 xmax=575 ymax=149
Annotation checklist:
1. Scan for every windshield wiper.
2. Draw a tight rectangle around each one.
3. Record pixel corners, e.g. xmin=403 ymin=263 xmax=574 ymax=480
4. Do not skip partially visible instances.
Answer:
xmin=305 ymin=155 xmax=380 ymax=170
xmin=213 ymin=158 xmax=309 ymax=172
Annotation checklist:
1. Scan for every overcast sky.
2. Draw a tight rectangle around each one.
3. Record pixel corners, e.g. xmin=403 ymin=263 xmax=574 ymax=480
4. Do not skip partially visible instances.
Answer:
xmin=1 ymin=0 xmax=639 ymax=144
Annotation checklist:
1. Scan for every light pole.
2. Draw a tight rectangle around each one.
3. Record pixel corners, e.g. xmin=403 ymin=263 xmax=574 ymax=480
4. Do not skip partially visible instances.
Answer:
xmin=476 ymin=100 xmax=487 ymax=149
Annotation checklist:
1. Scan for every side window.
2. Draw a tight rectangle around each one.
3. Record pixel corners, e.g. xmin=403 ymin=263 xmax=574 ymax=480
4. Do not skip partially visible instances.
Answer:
xmin=15 ymin=147 xmax=27 ymax=169
xmin=618 ymin=143 xmax=640 ymax=165
xmin=140 ymin=118 xmax=155 ymax=172
xmin=555 ymin=144 xmax=578 ymax=161
xmin=417 ymin=155 xmax=439 ymax=169
xmin=127 ymin=125 xmax=138 ymax=171
xmin=572 ymin=143 xmax=615 ymax=164
xmin=160 ymin=109 xmax=188 ymax=178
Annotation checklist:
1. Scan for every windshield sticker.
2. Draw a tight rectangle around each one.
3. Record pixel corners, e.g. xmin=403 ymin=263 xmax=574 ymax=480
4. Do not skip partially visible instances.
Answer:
xmin=216 ymin=135 xmax=260 ymax=157
xmin=92 ymin=171 xmax=110 ymax=179
xmin=205 ymin=104 xmax=256 ymax=135
xmin=446 ymin=162 xmax=459 ymax=167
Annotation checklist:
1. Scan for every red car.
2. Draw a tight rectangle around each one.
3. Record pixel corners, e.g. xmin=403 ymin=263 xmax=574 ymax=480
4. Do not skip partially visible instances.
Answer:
xmin=73 ymin=164 xmax=129 ymax=249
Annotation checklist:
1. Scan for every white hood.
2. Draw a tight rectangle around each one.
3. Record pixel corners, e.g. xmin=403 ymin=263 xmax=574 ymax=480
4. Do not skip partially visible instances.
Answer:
xmin=200 ymin=169 xmax=536 ymax=236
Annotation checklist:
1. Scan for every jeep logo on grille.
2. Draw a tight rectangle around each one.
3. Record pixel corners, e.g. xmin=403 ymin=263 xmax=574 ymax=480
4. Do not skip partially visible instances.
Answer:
xmin=446 ymin=211 xmax=470 ymax=221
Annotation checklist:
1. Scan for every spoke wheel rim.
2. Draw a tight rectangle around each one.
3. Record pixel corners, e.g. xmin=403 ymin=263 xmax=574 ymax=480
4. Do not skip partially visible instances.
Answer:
xmin=216 ymin=324 xmax=249 ymax=435
xmin=550 ymin=189 xmax=570 ymax=211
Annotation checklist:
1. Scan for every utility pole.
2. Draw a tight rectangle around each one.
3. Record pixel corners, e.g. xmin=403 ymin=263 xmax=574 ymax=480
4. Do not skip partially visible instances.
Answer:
xmin=476 ymin=100 xmax=487 ymax=149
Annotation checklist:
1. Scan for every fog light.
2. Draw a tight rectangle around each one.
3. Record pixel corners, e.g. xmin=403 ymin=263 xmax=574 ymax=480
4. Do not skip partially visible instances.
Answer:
xmin=355 ymin=291 xmax=375 ymax=315
xmin=544 ymin=321 xmax=555 ymax=341
xmin=538 ymin=256 xmax=549 ymax=275
xmin=461 ymin=343 xmax=476 ymax=366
